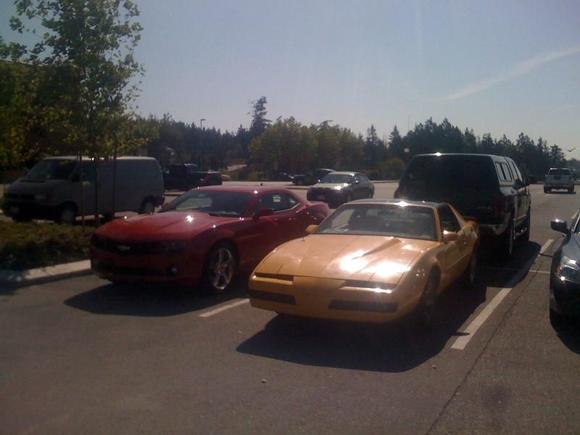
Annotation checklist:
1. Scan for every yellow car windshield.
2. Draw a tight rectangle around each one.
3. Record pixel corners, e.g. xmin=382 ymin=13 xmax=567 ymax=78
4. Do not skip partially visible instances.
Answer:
xmin=317 ymin=204 xmax=437 ymax=241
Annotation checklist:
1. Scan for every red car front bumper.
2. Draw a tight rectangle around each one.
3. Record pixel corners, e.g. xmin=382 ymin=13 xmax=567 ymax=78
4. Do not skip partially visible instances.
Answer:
xmin=90 ymin=247 xmax=204 ymax=288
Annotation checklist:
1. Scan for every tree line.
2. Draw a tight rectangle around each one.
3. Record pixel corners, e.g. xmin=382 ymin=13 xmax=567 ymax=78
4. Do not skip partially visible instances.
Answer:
xmin=0 ymin=1 xmax=571 ymax=183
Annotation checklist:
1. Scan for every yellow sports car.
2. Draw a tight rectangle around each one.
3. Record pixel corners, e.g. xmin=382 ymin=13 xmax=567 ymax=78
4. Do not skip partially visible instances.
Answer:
xmin=249 ymin=199 xmax=478 ymax=326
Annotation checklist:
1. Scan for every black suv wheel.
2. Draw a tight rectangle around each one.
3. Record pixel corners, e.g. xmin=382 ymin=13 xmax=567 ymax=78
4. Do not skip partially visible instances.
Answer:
xmin=521 ymin=209 xmax=531 ymax=243
xmin=499 ymin=216 xmax=515 ymax=259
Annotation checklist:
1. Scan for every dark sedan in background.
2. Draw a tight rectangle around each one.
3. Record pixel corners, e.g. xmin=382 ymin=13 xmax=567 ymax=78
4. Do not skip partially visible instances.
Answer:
xmin=306 ymin=171 xmax=374 ymax=208
xmin=292 ymin=168 xmax=334 ymax=186
xmin=550 ymin=215 xmax=580 ymax=328
xmin=163 ymin=164 xmax=222 ymax=191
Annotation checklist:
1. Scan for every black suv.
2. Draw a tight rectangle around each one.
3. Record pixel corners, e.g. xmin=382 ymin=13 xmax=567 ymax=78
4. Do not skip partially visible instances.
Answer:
xmin=307 ymin=171 xmax=375 ymax=208
xmin=394 ymin=153 xmax=531 ymax=258
xmin=163 ymin=164 xmax=222 ymax=191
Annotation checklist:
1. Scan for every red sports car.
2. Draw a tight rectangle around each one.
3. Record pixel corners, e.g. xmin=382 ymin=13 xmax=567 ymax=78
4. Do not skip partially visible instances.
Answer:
xmin=90 ymin=186 xmax=329 ymax=292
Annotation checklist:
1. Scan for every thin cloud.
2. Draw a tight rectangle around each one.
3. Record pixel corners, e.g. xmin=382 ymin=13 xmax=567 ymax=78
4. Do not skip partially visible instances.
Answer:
xmin=443 ymin=46 xmax=580 ymax=101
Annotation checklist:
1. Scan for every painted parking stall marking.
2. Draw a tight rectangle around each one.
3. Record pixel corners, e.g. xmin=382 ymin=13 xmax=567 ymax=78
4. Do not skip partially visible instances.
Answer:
xmin=451 ymin=288 xmax=512 ymax=350
xmin=540 ymin=239 xmax=554 ymax=255
xmin=451 ymin=239 xmax=545 ymax=351
xmin=199 ymin=298 xmax=249 ymax=318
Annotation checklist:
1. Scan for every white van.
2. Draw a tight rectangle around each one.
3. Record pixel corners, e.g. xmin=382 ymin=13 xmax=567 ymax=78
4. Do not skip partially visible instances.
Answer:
xmin=2 ymin=156 xmax=164 ymax=224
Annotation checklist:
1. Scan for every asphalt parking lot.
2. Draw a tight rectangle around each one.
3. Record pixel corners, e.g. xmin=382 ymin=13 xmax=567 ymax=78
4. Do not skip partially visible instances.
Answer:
xmin=1 ymin=183 xmax=579 ymax=434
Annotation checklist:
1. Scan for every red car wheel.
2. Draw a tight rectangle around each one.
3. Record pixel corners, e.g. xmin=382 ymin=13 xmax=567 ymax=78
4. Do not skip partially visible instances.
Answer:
xmin=203 ymin=242 xmax=237 ymax=293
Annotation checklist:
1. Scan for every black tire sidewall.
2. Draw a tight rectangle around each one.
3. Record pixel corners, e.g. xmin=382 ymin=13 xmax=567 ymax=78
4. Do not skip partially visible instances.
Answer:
xmin=462 ymin=251 xmax=478 ymax=289
xmin=521 ymin=210 xmax=531 ymax=242
xmin=499 ymin=216 xmax=515 ymax=259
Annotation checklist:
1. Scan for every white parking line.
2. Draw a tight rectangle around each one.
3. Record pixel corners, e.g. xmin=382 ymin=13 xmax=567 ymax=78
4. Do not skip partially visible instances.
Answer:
xmin=199 ymin=299 xmax=249 ymax=318
xmin=540 ymin=239 xmax=554 ymax=255
xmin=451 ymin=240 xmax=543 ymax=351
xmin=451 ymin=288 xmax=512 ymax=350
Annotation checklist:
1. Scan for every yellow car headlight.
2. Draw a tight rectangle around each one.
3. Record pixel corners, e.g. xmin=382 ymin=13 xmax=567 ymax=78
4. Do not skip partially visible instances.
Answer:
xmin=342 ymin=280 xmax=394 ymax=294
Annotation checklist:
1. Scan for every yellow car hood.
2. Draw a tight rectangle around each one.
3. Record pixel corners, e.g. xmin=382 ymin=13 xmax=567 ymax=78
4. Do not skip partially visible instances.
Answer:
xmin=257 ymin=234 xmax=438 ymax=285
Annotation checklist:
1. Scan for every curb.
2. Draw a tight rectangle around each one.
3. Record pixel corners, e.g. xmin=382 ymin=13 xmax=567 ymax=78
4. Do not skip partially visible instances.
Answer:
xmin=0 ymin=260 xmax=92 ymax=288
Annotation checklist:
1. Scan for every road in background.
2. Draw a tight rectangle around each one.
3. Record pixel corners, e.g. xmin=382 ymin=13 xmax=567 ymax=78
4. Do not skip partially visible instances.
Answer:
xmin=1 ymin=185 xmax=579 ymax=434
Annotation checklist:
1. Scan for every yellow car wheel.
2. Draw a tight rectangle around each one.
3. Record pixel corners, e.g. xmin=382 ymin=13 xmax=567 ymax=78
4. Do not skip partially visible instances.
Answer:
xmin=461 ymin=252 xmax=478 ymax=290
xmin=417 ymin=271 xmax=439 ymax=330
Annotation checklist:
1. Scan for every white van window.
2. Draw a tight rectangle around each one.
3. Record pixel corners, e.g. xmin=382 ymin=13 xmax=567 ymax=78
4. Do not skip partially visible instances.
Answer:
xmin=24 ymin=159 xmax=77 ymax=182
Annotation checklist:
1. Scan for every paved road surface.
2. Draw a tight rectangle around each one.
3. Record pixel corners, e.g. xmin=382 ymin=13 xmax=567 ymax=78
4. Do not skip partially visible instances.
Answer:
xmin=1 ymin=184 xmax=579 ymax=434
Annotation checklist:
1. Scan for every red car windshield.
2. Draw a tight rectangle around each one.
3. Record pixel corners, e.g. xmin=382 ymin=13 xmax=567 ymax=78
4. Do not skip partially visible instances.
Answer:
xmin=163 ymin=190 xmax=252 ymax=217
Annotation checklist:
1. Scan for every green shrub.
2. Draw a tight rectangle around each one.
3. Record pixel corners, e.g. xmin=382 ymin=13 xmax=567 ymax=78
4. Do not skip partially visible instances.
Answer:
xmin=0 ymin=222 xmax=94 ymax=270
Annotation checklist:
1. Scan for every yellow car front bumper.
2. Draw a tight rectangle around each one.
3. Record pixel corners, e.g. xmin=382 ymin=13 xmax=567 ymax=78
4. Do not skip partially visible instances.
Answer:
xmin=248 ymin=274 xmax=422 ymax=324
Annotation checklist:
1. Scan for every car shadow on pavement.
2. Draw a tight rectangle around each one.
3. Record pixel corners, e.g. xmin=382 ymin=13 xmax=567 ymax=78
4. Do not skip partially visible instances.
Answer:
xmin=237 ymin=279 xmax=490 ymax=373
xmin=237 ymin=242 xmax=541 ymax=372
xmin=0 ymin=286 xmax=17 ymax=296
xmin=479 ymin=241 xmax=541 ymax=287
xmin=64 ymin=280 xmax=248 ymax=317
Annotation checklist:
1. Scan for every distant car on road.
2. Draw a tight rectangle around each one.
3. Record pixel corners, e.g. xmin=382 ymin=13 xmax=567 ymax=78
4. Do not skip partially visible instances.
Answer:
xmin=544 ymin=168 xmax=574 ymax=194
xmin=163 ymin=164 xmax=222 ymax=191
xmin=395 ymin=153 xmax=531 ymax=259
xmin=292 ymin=168 xmax=334 ymax=186
xmin=249 ymin=199 xmax=479 ymax=328
xmin=307 ymin=171 xmax=374 ymax=208
xmin=91 ymin=186 xmax=330 ymax=293
xmin=549 ymin=215 xmax=580 ymax=328
xmin=269 ymin=170 xmax=294 ymax=182
xmin=2 ymin=156 xmax=164 ymax=224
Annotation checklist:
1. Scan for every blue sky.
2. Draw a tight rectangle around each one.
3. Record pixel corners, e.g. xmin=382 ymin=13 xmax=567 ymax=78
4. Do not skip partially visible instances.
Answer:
xmin=2 ymin=0 xmax=580 ymax=157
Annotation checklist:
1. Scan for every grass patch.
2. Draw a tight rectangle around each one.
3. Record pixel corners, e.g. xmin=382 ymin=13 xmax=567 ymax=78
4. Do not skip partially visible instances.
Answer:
xmin=0 ymin=222 xmax=94 ymax=270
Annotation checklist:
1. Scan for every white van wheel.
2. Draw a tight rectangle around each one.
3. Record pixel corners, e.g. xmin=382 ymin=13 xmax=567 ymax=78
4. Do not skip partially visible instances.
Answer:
xmin=140 ymin=199 xmax=155 ymax=214
xmin=58 ymin=204 xmax=77 ymax=225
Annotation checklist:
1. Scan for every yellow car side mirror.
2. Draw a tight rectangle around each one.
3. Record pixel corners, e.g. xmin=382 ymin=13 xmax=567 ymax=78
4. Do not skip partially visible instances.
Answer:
xmin=443 ymin=230 xmax=459 ymax=243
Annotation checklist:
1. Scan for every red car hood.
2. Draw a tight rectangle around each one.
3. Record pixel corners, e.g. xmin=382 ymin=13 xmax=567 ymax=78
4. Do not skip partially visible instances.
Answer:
xmin=96 ymin=211 xmax=239 ymax=241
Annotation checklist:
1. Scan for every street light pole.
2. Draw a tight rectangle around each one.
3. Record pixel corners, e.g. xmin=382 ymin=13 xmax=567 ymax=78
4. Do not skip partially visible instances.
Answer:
xmin=199 ymin=118 xmax=206 ymax=170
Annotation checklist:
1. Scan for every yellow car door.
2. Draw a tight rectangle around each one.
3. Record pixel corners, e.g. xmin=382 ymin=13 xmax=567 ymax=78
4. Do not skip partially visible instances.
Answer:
xmin=438 ymin=204 xmax=471 ymax=287
xmin=438 ymin=233 xmax=463 ymax=289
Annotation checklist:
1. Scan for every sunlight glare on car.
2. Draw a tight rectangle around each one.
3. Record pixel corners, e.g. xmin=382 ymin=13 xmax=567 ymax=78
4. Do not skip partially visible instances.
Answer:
xmin=186 ymin=215 xmax=194 ymax=223
xmin=371 ymin=260 xmax=411 ymax=281
xmin=372 ymin=287 xmax=393 ymax=294
xmin=339 ymin=250 xmax=367 ymax=273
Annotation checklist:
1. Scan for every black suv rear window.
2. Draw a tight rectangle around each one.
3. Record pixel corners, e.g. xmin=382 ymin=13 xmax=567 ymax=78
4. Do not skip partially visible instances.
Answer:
xmin=402 ymin=155 xmax=498 ymax=191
